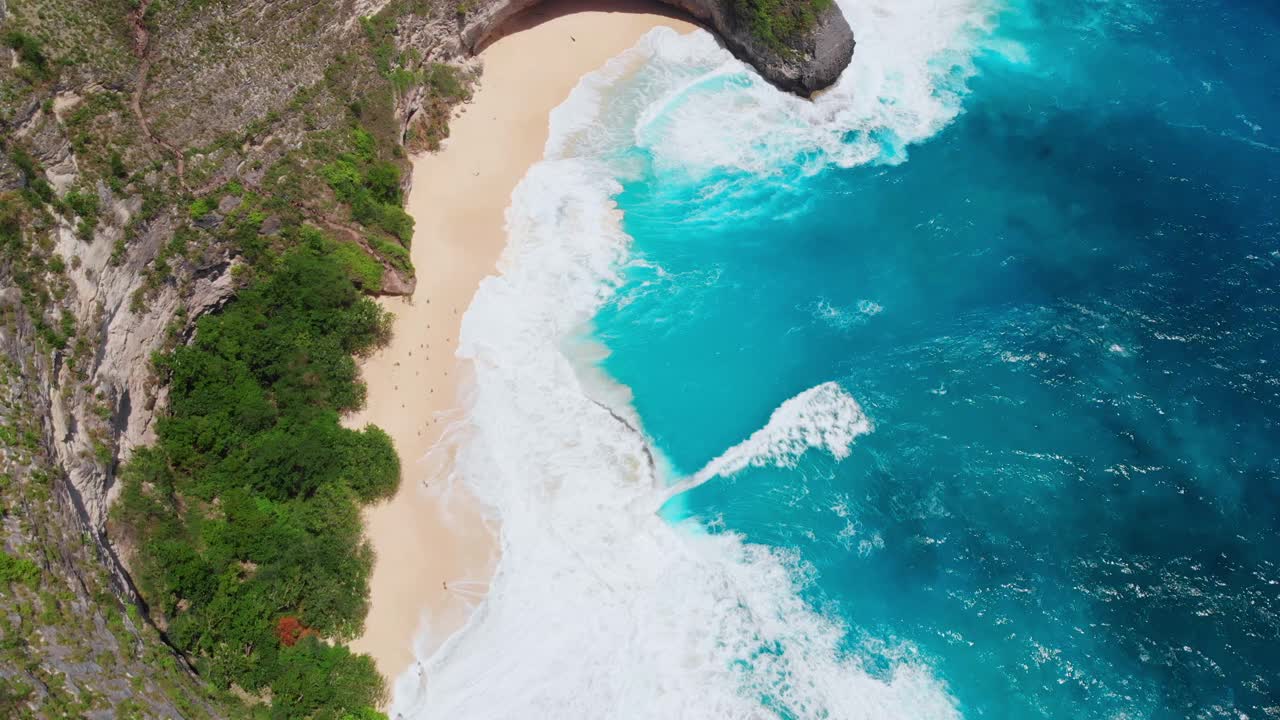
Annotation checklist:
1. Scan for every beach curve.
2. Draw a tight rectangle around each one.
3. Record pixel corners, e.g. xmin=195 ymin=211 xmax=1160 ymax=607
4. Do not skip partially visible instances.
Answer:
xmin=344 ymin=0 xmax=696 ymax=697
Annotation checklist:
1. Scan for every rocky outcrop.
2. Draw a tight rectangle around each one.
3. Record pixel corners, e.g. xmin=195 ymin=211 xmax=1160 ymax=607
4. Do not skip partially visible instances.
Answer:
xmin=46 ymin=203 xmax=239 ymax=526
xmin=461 ymin=0 xmax=854 ymax=95
xmin=5 ymin=103 xmax=240 ymax=533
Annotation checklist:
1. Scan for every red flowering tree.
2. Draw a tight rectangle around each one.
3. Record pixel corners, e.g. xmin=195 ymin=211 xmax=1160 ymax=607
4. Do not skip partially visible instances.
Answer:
xmin=275 ymin=616 xmax=313 ymax=647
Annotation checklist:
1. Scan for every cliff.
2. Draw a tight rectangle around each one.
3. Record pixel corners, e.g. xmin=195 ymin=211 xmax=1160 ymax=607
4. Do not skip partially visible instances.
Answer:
xmin=461 ymin=0 xmax=855 ymax=95
xmin=2 ymin=0 xmax=469 ymax=714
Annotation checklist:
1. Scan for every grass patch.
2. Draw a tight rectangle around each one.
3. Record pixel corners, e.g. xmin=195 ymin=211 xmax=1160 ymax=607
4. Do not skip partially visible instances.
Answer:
xmin=368 ymin=236 xmax=411 ymax=275
xmin=0 ymin=550 xmax=40 ymax=587
xmin=3 ymin=29 xmax=51 ymax=81
xmin=730 ymin=0 xmax=832 ymax=53
xmin=321 ymin=129 xmax=413 ymax=243
xmin=323 ymin=232 xmax=384 ymax=292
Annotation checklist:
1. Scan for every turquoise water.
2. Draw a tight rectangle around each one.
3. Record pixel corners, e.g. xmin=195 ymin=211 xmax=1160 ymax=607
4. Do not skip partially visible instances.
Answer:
xmin=591 ymin=1 xmax=1280 ymax=718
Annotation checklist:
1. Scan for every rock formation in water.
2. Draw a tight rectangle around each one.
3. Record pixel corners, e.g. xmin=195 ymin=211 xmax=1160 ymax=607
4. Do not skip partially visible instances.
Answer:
xmin=462 ymin=0 xmax=855 ymax=95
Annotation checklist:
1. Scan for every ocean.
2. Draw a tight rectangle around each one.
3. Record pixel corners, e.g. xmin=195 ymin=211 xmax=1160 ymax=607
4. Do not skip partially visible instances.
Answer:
xmin=397 ymin=0 xmax=1280 ymax=717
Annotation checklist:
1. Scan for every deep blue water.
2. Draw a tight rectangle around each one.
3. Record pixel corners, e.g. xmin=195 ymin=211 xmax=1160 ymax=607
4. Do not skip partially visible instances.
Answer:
xmin=591 ymin=0 xmax=1280 ymax=717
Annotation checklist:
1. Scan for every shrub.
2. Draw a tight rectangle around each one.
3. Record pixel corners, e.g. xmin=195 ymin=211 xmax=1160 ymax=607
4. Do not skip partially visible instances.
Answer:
xmin=321 ymin=160 xmax=364 ymax=201
xmin=425 ymin=63 xmax=467 ymax=102
xmin=109 ymin=151 xmax=129 ymax=180
xmin=337 ymin=425 xmax=398 ymax=502
xmin=329 ymin=241 xmax=384 ymax=292
xmin=322 ymin=156 xmax=413 ymax=243
xmin=64 ymin=189 xmax=100 ymax=219
xmin=3 ymin=30 xmax=50 ymax=80
xmin=188 ymin=197 xmax=217 ymax=219
xmin=10 ymin=146 xmax=56 ymax=205
xmin=65 ymin=188 xmax=101 ymax=240
xmin=351 ymin=128 xmax=376 ymax=163
xmin=275 ymin=616 xmax=314 ymax=647
xmin=364 ymin=162 xmax=400 ymax=205
xmin=0 ymin=550 xmax=40 ymax=587
xmin=269 ymin=637 xmax=386 ymax=720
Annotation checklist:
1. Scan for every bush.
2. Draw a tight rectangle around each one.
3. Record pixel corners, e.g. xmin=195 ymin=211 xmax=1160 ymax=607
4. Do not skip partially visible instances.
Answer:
xmin=64 ymin=189 xmax=100 ymax=219
xmin=425 ymin=63 xmax=467 ymax=102
xmin=65 ymin=188 xmax=101 ymax=240
xmin=0 ymin=550 xmax=40 ymax=587
xmin=9 ymin=146 xmax=56 ymax=205
xmin=3 ymin=29 xmax=50 ymax=80
xmin=188 ymin=197 xmax=217 ymax=219
xmin=321 ymin=134 xmax=414 ymax=243
xmin=329 ymin=241 xmax=384 ymax=292
xmin=364 ymin=162 xmax=400 ymax=205
xmin=269 ymin=637 xmax=386 ymax=720
xmin=351 ymin=128 xmax=376 ymax=163
xmin=109 ymin=151 xmax=129 ymax=180
xmin=338 ymin=425 xmax=398 ymax=502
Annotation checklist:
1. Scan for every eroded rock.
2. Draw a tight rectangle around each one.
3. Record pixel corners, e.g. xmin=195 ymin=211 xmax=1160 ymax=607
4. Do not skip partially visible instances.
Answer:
xmin=462 ymin=0 xmax=854 ymax=96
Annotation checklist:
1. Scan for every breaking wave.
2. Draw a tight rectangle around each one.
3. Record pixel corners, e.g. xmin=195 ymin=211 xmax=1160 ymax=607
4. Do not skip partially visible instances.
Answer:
xmin=658 ymin=382 xmax=873 ymax=508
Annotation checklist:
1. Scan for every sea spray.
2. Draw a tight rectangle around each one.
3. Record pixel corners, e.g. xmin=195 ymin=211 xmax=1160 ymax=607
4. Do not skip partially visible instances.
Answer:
xmin=657 ymin=383 xmax=873 ymax=510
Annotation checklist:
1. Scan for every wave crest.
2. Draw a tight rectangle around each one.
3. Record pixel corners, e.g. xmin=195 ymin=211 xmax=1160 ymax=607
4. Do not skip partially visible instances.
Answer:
xmin=657 ymin=382 xmax=874 ymax=511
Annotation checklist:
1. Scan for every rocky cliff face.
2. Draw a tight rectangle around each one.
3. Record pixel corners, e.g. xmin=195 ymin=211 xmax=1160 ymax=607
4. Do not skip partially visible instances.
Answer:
xmin=461 ymin=0 xmax=855 ymax=95
xmin=1 ymin=0 xmax=471 ymax=715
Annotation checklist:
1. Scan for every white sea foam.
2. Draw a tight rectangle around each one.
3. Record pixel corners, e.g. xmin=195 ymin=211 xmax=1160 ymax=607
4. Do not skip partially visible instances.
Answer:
xmin=807 ymin=298 xmax=885 ymax=330
xmin=698 ymin=382 xmax=872 ymax=473
xmin=395 ymin=1 xmax=1003 ymax=716
xmin=626 ymin=0 xmax=1004 ymax=178
xmin=658 ymin=382 xmax=873 ymax=508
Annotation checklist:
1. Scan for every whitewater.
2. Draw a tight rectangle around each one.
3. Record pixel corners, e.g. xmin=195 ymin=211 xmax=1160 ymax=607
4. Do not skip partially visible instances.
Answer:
xmin=392 ymin=0 xmax=1007 ymax=716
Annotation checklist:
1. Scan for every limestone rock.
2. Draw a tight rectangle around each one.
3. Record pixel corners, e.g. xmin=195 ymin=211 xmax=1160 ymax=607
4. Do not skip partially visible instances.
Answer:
xmin=461 ymin=0 xmax=854 ymax=96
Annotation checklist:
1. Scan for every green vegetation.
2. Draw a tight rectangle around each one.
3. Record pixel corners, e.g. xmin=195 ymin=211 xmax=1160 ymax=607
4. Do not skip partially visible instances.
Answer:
xmin=0 ymin=550 xmax=41 ymax=587
xmin=356 ymin=6 xmax=470 ymax=150
xmin=3 ymin=29 xmax=51 ymax=81
xmin=10 ymin=145 xmax=57 ymax=206
xmin=188 ymin=196 xmax=218 ymax=219
xmin=321 ymin=128 xmax=414 ymax=243
xmin=1 ymin=160 xmax=77 ymax=354
xmin=424 ymin=62 xmax=468 ymax=103
xmin=326 ymin=235 xmax=386 ymax=292
xmin=730 ymin=0 xmax=832 ymax=52
xmin=0 ymin=360 xmax=230 ymax=719
xmin=116 ymin=232 xmax=396 ymax=718
xmin=63 ymin=188 xmax=99 ymax=222
xmin=368 ymin=235 xmax=412 ymax=276
xmin=269 ymin=638 xmax=385 ymax=720
xmin=64 ymin=187 xmax=101 ymax=240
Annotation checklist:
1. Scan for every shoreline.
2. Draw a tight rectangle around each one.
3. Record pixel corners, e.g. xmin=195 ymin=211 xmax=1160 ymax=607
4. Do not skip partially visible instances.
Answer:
xmin=346 ymin=0 xmax=695 ymax=694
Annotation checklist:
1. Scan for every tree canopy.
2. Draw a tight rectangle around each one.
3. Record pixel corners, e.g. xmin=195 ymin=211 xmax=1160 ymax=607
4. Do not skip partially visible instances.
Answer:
xmin=116 ymin=232 xmax=399 ymax=718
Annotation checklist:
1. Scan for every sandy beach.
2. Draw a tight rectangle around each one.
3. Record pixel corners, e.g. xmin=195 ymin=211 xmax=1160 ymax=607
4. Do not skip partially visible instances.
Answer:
xmin=345 ymin=0 xmax=696 ymax=691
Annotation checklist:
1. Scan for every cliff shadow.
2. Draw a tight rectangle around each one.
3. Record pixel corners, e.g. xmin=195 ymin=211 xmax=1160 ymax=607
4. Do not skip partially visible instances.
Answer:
xmin=474 ymin=0 xmax=711 ymax=54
